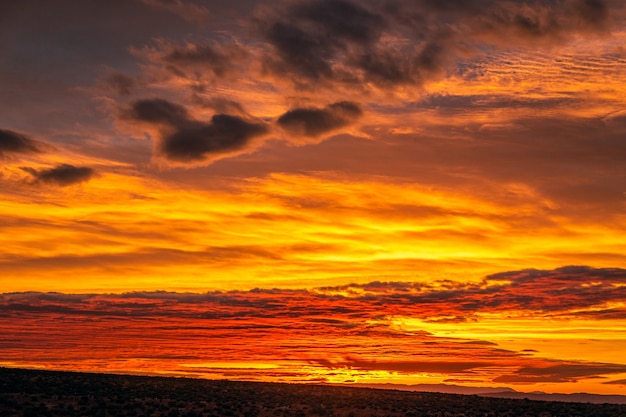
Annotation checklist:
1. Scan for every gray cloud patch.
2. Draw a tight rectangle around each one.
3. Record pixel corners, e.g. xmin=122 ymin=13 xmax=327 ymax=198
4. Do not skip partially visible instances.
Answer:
xmin=0 ymin=129 xmax=42 ymax=157
xmin=23 ymin=164 xmax=95 ymax=186
xmin=125 ymin=98 xmax=268 ymax=163
xmin=277 ymin=101 xmax=362 ymax=138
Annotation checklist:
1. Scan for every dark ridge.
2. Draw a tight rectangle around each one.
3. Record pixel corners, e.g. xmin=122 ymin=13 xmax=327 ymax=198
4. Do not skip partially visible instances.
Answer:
xmin=0 ymin=367 xmax=625 ymax=417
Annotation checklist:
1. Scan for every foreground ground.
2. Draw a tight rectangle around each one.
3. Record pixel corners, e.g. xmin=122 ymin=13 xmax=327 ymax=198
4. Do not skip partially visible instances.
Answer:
xmin=1 ymin=367 xmax=624 ymax=417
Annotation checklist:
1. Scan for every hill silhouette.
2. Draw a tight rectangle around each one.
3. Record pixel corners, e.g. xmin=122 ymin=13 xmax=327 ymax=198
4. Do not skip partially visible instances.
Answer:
xmin=1 ymin=367 xmax=625 ymax=417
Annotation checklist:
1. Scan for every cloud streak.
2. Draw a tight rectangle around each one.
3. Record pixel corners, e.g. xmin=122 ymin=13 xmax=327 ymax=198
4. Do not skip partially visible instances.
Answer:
xmin=22 ymin=164 xmax=95 ymax=186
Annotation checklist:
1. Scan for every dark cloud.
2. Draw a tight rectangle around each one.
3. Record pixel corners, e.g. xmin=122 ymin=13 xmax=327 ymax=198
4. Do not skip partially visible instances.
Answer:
xmin=277 ymin=101 xmax=362 ymax=138
xmin=261 ymin=0 xmax=385 ymax=82
xmin=125 ymin=98 xmax=269 ymax=163
xmin=23 ymin=164 xmax=95 ymax=186
xmin=161 ymin=115 xmax=268 ymax=162
xmin=264 ymin=22 xmax=334 ymax=81
xmin=355 ymin=53 xmax=406 ymax=85
xmin=259 ymin=0 xmax=614 ymax=89
xmin=0 ymin=129 xmax=42 ymax=157
xmin=126 ymin=98 xmax=190 ymax=126
xmin=354 ymin=47 xmax=440 ymax=86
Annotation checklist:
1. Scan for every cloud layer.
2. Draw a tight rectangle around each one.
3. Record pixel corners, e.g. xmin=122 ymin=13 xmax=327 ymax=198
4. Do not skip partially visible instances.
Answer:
xmin=1 ymin=266 xmax=625 ymax=385
xmin=8 ymin=265 xmax=625 ymax=321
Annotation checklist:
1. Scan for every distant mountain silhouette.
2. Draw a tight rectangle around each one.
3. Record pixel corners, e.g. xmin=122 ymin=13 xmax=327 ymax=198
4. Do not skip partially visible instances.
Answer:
xmin=480 ymin=391 xmax=626 ymax=405
xmin=346 ymin=383 xmax=516 ymax=395
xmin=338 ymin=383 xmax=626 ymax=404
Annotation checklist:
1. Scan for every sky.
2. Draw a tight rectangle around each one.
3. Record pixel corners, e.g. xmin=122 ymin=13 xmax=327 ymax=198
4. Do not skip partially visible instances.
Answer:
xmin=1 ymin=0 xmax=625 ymax=396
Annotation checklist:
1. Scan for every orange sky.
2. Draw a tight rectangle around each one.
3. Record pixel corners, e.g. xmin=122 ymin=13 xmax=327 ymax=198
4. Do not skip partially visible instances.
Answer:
xmin=1 ymin=0 xmax=626 ymax=396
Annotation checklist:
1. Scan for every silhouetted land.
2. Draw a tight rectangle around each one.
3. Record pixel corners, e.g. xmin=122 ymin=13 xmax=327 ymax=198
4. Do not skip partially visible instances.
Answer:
xmin=1 ymin=367 xmax=625 ymax=417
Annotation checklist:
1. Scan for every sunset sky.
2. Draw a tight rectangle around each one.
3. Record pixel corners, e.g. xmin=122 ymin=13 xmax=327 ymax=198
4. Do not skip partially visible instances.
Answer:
xmin=1 ymin=0 xmax=626 ymax=396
